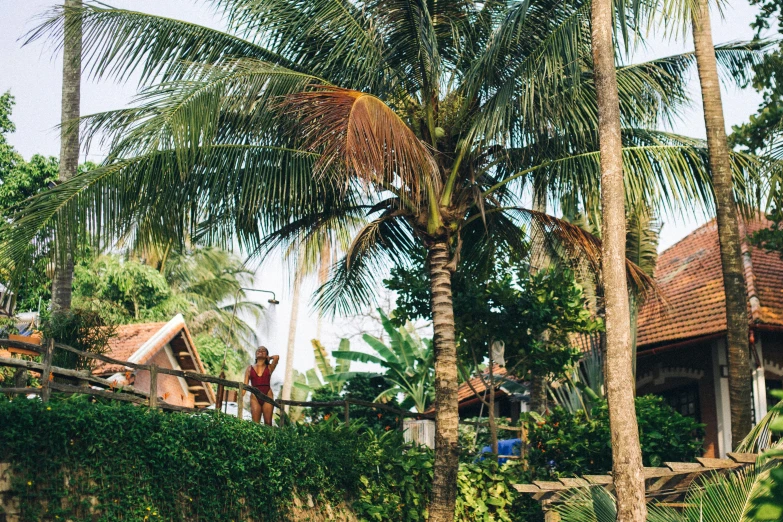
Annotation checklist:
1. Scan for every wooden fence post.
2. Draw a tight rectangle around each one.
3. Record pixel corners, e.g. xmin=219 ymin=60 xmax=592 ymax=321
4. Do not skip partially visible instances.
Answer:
xmin=149 ymin=365 xmax=158 ymax=409
xmin=40 ymin=339 xmax=54 ymax=403
xmin=237 ymin=383 xmax=244 ymax=419
xmin=344 ymin=401 xmax=350 ymax=426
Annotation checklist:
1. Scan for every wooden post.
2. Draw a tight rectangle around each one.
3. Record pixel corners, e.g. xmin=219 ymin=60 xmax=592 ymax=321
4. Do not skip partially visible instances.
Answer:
xmin=237 ymin=383 xmax=244 ymax=420
xmin=149 ymin=365 xmax=158 ymax=409
xmin=344 ymin=401 xmax=350 ymax=426
xmin=216 ymin=370 xmax=225 ymax=412
xmin=40 ymin=339 xmax=54 ymax=403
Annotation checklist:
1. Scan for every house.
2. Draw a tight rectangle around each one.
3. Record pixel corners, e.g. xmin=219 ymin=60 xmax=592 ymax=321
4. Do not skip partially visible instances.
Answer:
xmin=94 ymin=314 xmax=216 ymax=408
xmin=448 ymin=365 xmax=527 ymax=424
xmin=449 ymin=217 xmax=782 ymax=459
xmin=636 ymin=217 xmax=783 ymax=457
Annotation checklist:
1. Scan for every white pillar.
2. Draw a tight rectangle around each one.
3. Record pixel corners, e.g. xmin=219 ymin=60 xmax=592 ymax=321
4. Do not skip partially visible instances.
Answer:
xmin=752 ymin=336 xmax=767 ymax=423
xmin=712 ymin=338 xmax=732 ymax=457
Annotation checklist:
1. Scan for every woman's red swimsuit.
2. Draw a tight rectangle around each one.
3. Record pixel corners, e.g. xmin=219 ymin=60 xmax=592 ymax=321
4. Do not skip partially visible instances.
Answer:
xmin=249 ymin=365 xmax=272 ymax=395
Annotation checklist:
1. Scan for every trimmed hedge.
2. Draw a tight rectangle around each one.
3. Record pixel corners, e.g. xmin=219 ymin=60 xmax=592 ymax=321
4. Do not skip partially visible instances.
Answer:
xmin=0 ymin=397 xmax=431 ymax=521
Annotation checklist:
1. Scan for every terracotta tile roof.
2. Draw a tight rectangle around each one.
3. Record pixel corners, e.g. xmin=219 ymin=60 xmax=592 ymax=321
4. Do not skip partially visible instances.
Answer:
xmin=457 ymin=365 xmax=510 ymax=403
xmin=637 ymin=217 xmax=783 ymax=348
xmin=425 ymin=365 xmax=519 ymax=413
xmin=94 ymin=322 xmax=168 ymax=375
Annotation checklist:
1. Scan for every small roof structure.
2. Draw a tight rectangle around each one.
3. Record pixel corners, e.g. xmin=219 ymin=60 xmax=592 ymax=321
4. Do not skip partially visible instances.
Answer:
xmin=514 ymin=452 xmax=759 ymax=508
xmin=425 ymin=365 xmax=523 ymax=414
xmin=637 ymin=217 xmax=783 ymax=349
xmin=94 ymin=314 xmax=216 ymax=407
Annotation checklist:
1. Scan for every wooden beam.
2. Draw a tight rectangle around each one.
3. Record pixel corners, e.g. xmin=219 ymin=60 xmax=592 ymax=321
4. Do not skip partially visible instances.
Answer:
xmin=148 ymin=365 xmax=159 ymax=409
xmin=40 ymin=340 xmax=54 ymax=403
xmin=0 ymin=356 xmax=150 ymax=399
xmin=697 ymin=457 xmax=739 ymax=468
xmin=665 ymin=462 xmax=704 ymax=473
xmin=727 ymin=452 xmax=758 ymax=464
xmin=0 ymin=388 xmax=42 ymax=395
xmin=583 ymin=475 xmax=613 ymax=485
xmin=514 ymin=484 xmax=542 ymax=493
xmin=49 ymin=382 xmax=146 ymax=404
xmin=0 ymin=339 xmax=44 ymax=355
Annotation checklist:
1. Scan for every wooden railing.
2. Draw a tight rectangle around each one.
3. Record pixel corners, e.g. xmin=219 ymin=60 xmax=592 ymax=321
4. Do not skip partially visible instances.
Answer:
xmin=0 ymin=338 xmax=433 ymax=427
xmin=1 ymin=337 xmax=526 ymax=457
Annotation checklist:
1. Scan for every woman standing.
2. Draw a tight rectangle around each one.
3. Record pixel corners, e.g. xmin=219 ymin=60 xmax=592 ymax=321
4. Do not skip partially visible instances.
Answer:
xmin=242 ymin=346 xmax=279 ymax=425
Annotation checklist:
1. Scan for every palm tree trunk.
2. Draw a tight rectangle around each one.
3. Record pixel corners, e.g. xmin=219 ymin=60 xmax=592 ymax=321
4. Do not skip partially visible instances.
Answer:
xmin=281 ymin=270 xmax=303 ymax=411
xmin=590 ymin=0 xmax=647 ymax=519
xmin=316 ymin=236 xmax=331 ymax=340
xmin=530 ymin=187 xmax=549 ymax=414
xmin=692 ymin=0 xmax=752 ymax=446
xmin=51 ymin=0 xmax=82 ymax=312
xmin=427 ymin=240 xmax=460 ymax=522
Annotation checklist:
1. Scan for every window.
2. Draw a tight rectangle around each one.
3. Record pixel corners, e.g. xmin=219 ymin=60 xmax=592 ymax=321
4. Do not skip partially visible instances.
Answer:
xmin=660 ymin=383 xmax=701 ymax=422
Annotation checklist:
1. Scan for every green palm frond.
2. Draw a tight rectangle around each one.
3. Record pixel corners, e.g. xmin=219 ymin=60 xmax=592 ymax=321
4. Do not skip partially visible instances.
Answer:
xmin=209 ymin=0 xmax=389 ymax=91
xmin=25 ymin=2 xmax=302 ymax=84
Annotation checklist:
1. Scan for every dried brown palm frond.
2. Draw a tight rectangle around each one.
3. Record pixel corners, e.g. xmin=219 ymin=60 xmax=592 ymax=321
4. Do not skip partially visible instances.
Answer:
xmin=282 ymin=86 xmax=440 ymax=208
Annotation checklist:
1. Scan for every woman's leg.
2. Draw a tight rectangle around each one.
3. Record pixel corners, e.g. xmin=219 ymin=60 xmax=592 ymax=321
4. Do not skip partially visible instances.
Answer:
xmin=262 ymin=390 xmax=275 ymax=426
xmin=250 ymin=394 xmax=262 ymax=424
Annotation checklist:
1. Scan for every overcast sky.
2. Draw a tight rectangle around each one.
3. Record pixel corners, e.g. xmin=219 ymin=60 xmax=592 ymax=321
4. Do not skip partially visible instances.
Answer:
xmin=0 ymin=0 xmax=769 ymax=377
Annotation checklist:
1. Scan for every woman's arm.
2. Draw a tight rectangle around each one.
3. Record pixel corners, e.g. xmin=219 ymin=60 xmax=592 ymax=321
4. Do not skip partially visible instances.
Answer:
xmin=269 ymin=355 xmax=280 ymax=373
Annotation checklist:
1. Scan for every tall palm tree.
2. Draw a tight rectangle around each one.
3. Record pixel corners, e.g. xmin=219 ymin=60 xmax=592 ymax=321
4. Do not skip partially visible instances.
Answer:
xmin=7 ymin=1 xmax=762 ymax=518
xmin=51 ymin=0 xmax=81 ymax=311
xmin=691 ymin=0 xmax=753 ymax=445
xmin=590 ymin=0 xmax=647 ymax=518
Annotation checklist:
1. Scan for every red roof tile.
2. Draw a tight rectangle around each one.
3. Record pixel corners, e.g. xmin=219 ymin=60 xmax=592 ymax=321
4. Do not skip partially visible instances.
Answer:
xmin=637 ymin=217 xmax=783 ymax=348
xmin=425 ymin=365 xmax=518 ymax=413
xmin=94 ymin=322 xmax=168 ymax=375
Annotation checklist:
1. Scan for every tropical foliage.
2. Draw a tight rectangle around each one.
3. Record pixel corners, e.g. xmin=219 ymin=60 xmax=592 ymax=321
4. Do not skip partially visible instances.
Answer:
xmin=526 ymin=395 xmax=705 ymax=478
xmin=331 ymin=311 xmax=435 ymax=413
xmin=3 ymin=1 xmax=768 ymax=516
xmin=0 ymin=92 xmax=68 ymax=312
xmin=72 ymin=249 xmax=262 ymax=350
xmin=386 ymin=253 xmax=601 ymax=381
xmin=0 ymin=398 xmax=432 ymax=522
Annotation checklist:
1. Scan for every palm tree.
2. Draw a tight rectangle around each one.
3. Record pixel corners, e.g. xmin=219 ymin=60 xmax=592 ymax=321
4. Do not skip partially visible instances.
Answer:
xmin=691 ymin=0 xmax=753 ymax=445
xmin=590 ymin=0 xmax=647 ymax=517
xmin=8 ymin=2 xmax=762 ymax=518
xmin=51 ymin=0 xmax=81 ymax=311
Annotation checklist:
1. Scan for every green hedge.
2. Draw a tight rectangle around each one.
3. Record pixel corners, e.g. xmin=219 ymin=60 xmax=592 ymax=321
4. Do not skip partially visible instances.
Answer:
xmin=526 ymin=395 xmax=705 ymax=477
xmin=0 ymin=397 xmax=431 ymax=521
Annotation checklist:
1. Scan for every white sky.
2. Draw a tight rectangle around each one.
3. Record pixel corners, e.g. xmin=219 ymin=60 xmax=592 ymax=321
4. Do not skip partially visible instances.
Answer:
xmin=0 ymin=0 xmax=769 ymax=377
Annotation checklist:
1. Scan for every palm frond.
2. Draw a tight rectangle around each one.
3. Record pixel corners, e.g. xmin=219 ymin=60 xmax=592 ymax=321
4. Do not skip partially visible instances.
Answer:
xmin=283 ymin=86 xmax=439 ymax=207
xmin=209 ymin=0 xmax=389 ymax=91
xmin=25 ymin=2 xmax=301 ymax=84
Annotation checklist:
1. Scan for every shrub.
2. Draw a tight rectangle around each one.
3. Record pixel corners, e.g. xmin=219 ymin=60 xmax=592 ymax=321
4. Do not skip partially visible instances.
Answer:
xmin=41 ymin=309 xmax=116 ymax=372
xmin=0 ymin=398 xmax=431 ymax=522
xmin=526 ymin=394 xmax=705 ymax=478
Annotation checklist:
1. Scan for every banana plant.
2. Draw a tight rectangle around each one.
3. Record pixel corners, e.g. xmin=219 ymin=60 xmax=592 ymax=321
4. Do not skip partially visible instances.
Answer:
xmin=292 ymin=339 xmax=352 ymax=397
xmin=330 ymin=310 xmax=434 ymax=413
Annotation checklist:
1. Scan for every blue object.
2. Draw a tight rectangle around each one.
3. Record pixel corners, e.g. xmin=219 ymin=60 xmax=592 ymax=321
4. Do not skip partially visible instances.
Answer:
xmin=480 ymin=438 xmax=521 ymax=465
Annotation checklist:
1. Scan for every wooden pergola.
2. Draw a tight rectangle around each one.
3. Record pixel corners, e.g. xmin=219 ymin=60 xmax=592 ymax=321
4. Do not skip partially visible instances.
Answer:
xmin=514 ymin=452 xmax=758 ymax=521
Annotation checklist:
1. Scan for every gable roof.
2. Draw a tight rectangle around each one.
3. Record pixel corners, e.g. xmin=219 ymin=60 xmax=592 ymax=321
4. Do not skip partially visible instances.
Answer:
xmin=94 ymin=314 xmax=216 ymax=406
xmin=637 ymin=217 xmax=783 ymax=349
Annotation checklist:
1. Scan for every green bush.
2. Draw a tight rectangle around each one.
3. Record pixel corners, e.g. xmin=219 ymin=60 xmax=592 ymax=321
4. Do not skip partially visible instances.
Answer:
xmin=526 ymin=395 xmax=705 ymax=478
xmin=0 ymin=398 xmax=431 ymax=522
